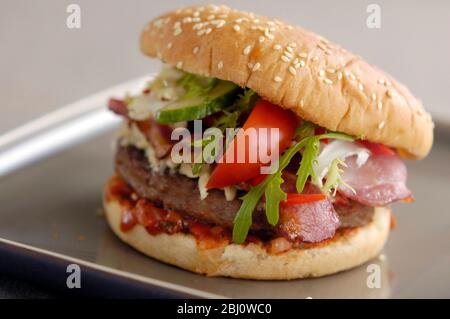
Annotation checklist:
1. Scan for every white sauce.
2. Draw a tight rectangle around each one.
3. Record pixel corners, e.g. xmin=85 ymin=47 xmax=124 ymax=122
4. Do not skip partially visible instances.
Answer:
xmin=313 ymin=140 xmax=371 ymax=187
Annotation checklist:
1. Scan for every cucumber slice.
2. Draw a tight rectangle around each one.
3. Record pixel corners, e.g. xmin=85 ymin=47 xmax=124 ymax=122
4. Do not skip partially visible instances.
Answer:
xmin=155 ymin=81 xmax=239 ymax=124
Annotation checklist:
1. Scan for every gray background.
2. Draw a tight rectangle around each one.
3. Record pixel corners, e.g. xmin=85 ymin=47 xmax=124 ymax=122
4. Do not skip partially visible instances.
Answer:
xmin=0 ymin=0 xmax=449 ymax=134
xmin=0 ymin=0 xmax=449 ymax=298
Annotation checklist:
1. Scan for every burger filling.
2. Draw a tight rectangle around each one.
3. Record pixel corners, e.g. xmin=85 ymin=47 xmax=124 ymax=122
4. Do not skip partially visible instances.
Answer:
xmin=107 ymin=66 xmax=411 ymax=253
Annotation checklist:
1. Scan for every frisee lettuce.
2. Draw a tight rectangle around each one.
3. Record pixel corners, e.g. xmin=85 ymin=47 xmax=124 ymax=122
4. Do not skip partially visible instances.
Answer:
xmin=322 ymin=158 xmax=355 ymax=196
xmin=232 ymin=123 xmax=354 ymax=244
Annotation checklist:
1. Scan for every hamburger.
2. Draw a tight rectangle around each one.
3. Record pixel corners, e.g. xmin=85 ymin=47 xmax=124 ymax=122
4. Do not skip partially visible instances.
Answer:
xmin=104 ymin=4 xmax=434 ymax=280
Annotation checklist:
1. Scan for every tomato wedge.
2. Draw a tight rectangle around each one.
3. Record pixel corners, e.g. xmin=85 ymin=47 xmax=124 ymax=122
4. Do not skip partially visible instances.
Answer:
xmin=357 ymin=140 xmax=396 ymax=156
xmin=314 ymin=128 xmax=329 ymax=144
xmin=207 ymin=99 xmax=299 ymax=189
xmin=281 ymin=193 xmax=327 ymax=206
xmin=248 ymin=174 xmax=267 ymax=187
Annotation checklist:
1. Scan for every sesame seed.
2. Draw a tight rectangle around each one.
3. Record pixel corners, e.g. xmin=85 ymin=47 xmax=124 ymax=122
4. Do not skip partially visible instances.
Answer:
xmin=167 ymin=42 xmax=173 ymax=49
xmin=273 ymin=44 xmax=282 ymax=51
xmin=387 ymin=89 xmax=393 ymax=97
xmin=300 ymin=99 xmax=305 ymax=107
xmin=197 ymin=30 xmax=205 ymax=36
xmin=358 ymin=83 xmax=364 ymax=91
xmin=176 ymin=61 xmax=183 ymax=69
xmin=274 ymin=76 xmax=282 ymax=82
xmin=349 ymin=73 xmax=356 ymax=81
xmin=377 ymin=101 xmax=383 ymax=110
xmin=293 ymin=58 xmax=299 ymax=65
xmin=216 ymin=20 xmax=226 ymax=28
xmin=378 ymin=121 xmax=385 ymax=129
xmin=299 ymin=52 xmax=308 ymax=58
xmin=289 ymin=66 xmax=297 ymax=75
xmin=207 ymin=14 xmax=215 ymax=20
xmin=247 ymin=62 xmax=254 ymax=69
xmin=208 ymin=4 xmax=219 ymax=11
xmin=192 ymin=11 xmax=200 ymax=17
xmin=319 ymin=69 xmax=325 ymax=77
xmin=192 ymin=46 xmax=200 ymax=54
xmin=317 ymin=43 xmax=327 ymax=51
xmin=372 ymin=93 xmax=377 ymax=101
xmin=337 ymin=71 xmax=343 ymax=80
xmin=264 ymin=29 xmax=275 ymax=39
xmin=287 ymin=25 xmax=294 ymax=30
xmin=173 ymin=21 xmax=181 ymax=29
xmin=182 ymin=16 xmax=193 ymax=23
xmin=192 ymin=17 xmax=201 ymax=23
xmin=259 ymin=36 xmax=265 ymax=43
xmin=252 ymin=62 xmax=261 ymax=71
xmin=233 ymin=24 xmax=241 ymax=32
xmin=218 ymin=61 xmax=224 ymax=69
xmin=324 ymin=78 xmax=333 ymax=85
xmin=299 ymin=60 xmax=306 ymax=67
xmin=286 ymin=46 xmax=294 ymax=53
xmin=218 ymin=14 xmax=228 ymax=19
xmin=253 ymin=18 xmax=260 ymax=23
xmin=153 ymin=19 xmax=165 ymax=28
xmin=193 ymin=23 xmax=203 ymax=30
xmin=204 ymin=28 xmax=212 ymax=34
xmin=243 ymin=45 xmax=252 ymax=55
xmin=312 ymin=56 xmax=319 ymax=61
xmin=378 ymin=79 xmax=385 ymax=85
xmin=281 ymin=55 xmax=291 ymax=63
xmin=235 ymin=18 xmax=243 ymax=23
xmin=283 ymin=51 xmax=294 ymax=59
xmin=288 ymin=42 xmax=297 ymax=48
xmin=326 ymin=68 xmax=336 ymax=74
xmin=173 ymin=28 xmax=182 ymax=36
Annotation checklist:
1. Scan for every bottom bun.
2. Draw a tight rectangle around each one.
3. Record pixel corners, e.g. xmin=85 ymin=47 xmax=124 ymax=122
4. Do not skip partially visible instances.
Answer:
xmin=104 ymin=197 xmax=390 ymax=280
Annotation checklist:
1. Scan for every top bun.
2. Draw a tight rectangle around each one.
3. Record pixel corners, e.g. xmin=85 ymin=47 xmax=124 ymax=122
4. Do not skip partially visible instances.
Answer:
xmin=140 ymin=4 xmax=433 ymax=159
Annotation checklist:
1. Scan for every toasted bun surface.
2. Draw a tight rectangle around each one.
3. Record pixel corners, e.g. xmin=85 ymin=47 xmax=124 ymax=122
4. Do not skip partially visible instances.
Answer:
xmin=140 ymin=5 xmax=433 ymax=159
xmin=104 ymin=195 xmax=390 ymax=280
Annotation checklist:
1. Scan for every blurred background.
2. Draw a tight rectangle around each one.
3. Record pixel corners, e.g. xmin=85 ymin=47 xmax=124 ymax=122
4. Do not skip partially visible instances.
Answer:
xmin=0 ymin=0 xmax=449 ymax=133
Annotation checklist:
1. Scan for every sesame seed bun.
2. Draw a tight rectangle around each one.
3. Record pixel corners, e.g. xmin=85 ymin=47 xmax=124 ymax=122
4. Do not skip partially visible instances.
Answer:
xmin=140 ymin=4 xmax=434 ymax=159
xmin=103 ymin=194 xmax=391 ymax=280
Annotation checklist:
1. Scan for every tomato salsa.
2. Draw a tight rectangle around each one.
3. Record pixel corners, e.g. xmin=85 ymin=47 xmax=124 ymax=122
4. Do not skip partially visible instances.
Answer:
xmin=105 ymin=174 xmax=360 ymax=254
xmin=105 ymin=174 xmax=231 ymax=249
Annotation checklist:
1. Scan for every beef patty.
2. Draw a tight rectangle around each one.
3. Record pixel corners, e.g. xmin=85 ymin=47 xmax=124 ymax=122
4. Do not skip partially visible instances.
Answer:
xmin=115 ymin=145 xmax=374 ymax=235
